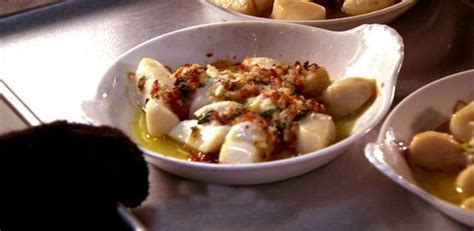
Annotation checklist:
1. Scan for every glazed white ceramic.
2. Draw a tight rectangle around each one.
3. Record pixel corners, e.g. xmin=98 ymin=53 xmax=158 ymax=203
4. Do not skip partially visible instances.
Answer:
xmin=365 ymin=70 xmax=474 ymax=227
xmin=83 ymin=21 xmax=403 ymax=185
xmin=201 ymin=0 xmax=418 ymax=31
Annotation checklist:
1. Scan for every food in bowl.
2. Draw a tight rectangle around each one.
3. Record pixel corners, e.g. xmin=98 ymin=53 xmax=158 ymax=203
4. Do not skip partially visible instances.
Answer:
xmin=130 ymin=56 xmax=376 ymax=164
xmin=405 ymin=100 xmax=474 ymax=210
xmin=208 ymin=0 xmax=400 ymax=20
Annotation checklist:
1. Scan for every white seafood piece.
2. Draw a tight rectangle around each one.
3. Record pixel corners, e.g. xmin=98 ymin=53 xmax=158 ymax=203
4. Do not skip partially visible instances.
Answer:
xmin=219 ymin=121 xmax=271 ymax=164
xmin=321 ymin=77 xmax=376 ymax=118
xmin=302 ymin=65 xmax=331 ymax=98
xmin=296 ymin=113 xmax=336 ymax=154
xmin=145 ymin=98 xmax=180 ymax=137
xmin=247 ymin=94 xmax=276 ymax=114
xmin=456 ymin=166 xmax=474 ymax=196
xmin=449 ymin=101 xmax=474 ymax=142
xmin=271 ymin=0 xmax=326 ymax=20
xmin=168 ymin=120 xmax=230 ymax=153
xmin=242 ymin=57 xmax=281 ymax=69
xmin=135 ymin=57 xmax=173 ymax=106
xmin=342 ymin=0 xmax=395 ymax=16
xmin=193 ymin=101 xmax=244 ymax=118
xmin=189 ymin=83 xmax=214 ymax=116
xmin=408 ymin=131 xmax=466 ymax=170
xmin=461 ymin=197 xmax=474 ymax=210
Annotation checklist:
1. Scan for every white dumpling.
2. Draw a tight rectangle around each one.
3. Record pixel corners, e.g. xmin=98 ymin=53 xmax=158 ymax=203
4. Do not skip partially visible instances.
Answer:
xmin=193 ymin=101 xmax=244 ymax=118
xmin=271 ymin=0 xmax=326 ymax=20
xmin=135 ymin=58 xmax=173 ymax=106
xmin=456 ymin=166 xmax=474 ymax=197
xmin=168 ymin=120 xmax=230 ymax=153
xmin=242 ymin=57 xmax=281 ymax=69
xmin=408 ymin=131 xmax=466 ymax=170
xmin=296 ymin=113 xmax=336 ymax=154
xmin=449 ymin=101 xmax=474 ymax=143
xmin=342 ymin=0 xmax=395 ymax=16
xmin=219 ymin=121 xmax=271 ymax=164
xmin=321 ymin=77 xmax=376 ymax=118
xmin=145 ymin=98 xmax=180 ymax=137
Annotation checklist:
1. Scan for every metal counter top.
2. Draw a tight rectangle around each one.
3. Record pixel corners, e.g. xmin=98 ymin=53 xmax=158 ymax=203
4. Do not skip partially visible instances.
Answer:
xmin=1 ymin=0 xmax=473 ymax=230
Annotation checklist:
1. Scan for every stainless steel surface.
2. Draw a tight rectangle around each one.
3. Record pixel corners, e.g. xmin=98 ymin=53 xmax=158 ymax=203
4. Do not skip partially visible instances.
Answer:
xmin=1 ymin=0 xmax=473 ymax=230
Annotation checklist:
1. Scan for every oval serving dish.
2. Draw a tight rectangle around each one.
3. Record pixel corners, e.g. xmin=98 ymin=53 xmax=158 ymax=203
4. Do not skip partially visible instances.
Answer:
xmin=365 ymin=70 xmax=474 ymax=227
xmin=201 ymin=0 xmax=418 ymax=30
xmin=83 ymin=21 xmax=403 ymax=185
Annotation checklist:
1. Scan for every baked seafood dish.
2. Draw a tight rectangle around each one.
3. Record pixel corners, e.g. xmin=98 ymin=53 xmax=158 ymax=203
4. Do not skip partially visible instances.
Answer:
xmin=130 ymin=57 xmax=376 ymax=164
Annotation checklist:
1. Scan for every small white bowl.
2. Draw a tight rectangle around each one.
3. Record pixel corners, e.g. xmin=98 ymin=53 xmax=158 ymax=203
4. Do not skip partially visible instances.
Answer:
xmin=201 ymin=0 xmax=418 ymax=30
xmin=365 ymin=70 xmax=474 ymax=227
xmin=83 ymin=21 xmax=403 ymax=185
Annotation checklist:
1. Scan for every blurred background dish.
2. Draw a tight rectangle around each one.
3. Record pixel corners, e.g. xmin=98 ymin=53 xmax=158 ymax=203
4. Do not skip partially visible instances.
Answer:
xmin=365 ymin=70 xmax=474 ymax=227
xmin=202 ymin=0 xmax=418 ymax=30
xmin=82 ymin=21 xmax=403 ymax=185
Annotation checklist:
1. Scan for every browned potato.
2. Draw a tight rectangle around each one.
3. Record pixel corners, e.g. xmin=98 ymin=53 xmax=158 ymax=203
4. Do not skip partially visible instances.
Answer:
xmin=210 ymin=0 xmax=274 ymax=16
xmin=449 ymin=101 xmax=474 ymax=143
xmin=456 ymin=166 xmax=474 ymax=196
xmin=210 ymin=0 xmax=258 ymax=15
xmin=408 ymin=131 xmax=467 ymax=170
xmin=342 ymin=0 xmax=395 ymax=16
xmin=460 ymin=197 xmax=474 ymax=210
xmin=271 ymin=0 xmax=326 ymax=20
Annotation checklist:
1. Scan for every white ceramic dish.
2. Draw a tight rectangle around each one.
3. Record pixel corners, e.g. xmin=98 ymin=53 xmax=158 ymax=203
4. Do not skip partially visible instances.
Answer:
xmin=365 ymin=70 xmax=474 ymax=227
xmin=82 ymin=21 xmax=403 ymax=185
xmin=202 ymin=0 xmax=418 ymax=31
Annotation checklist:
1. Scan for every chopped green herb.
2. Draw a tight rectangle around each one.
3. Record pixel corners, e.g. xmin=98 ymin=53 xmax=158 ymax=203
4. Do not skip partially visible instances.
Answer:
xmin=294 ymin=110 xmax=309 ymax=121
xmin=137 ymin=76 xmax=146 ymax=91
xmin=198 ymin=113 xmax=211 ymax=124
xmin=261 ymin=108 xmax=279 ymax=118
xmin=198 ymin=82 xmax=206 ymax=88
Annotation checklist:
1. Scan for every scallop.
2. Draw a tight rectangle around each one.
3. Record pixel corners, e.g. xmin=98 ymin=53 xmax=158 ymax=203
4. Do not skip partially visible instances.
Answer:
xmin=242 ymin=57 xmax=281 ymax=69
xmin=189 ymin=81 xmax=214 ymax=116
xmin=168 ymin=120 xmax=230 ymax=153
xmin=408 ymin=131 xmax=467 ymax=170
xmin=219 ymin=121 xmax=271 ymax=164
xmin=145 ymin=98 xmax=180 ymax=137
xmin=456 ymin=165 xmax=474 ymax=196
xmin=135 ymin=58 xmax=173 ymax=106
xmin=296 ymin=113 xmax=336 ymax=154
xmin=321 ymin=77 xmax=376 ymax=118
xmin=460 ymin=197 xmax=474 ymax=210
xmin=342 ymin=0 xmax=395 ymax=16
xmin=271 ymin=0 xmax=326 ymax=20
xmin=301 ymin=65 xmax=331 ymax=98
xmin=449 ymin=101 xmax=474 ymax=143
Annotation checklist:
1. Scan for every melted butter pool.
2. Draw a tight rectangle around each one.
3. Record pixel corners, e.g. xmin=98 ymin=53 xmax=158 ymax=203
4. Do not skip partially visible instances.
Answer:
xmin=131 ymin=104 xmax=368 ymax=162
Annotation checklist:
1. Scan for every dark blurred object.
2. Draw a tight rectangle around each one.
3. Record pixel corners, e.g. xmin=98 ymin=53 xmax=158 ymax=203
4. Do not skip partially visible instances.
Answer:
xmin=313 ymin=0 xmax=344 ymax=9
xmin=0 ymin=0 xmax=60 ymax=17
xmin=0 ymin=121 xmax=149 ymax=230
